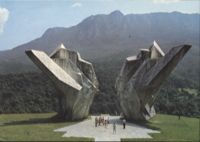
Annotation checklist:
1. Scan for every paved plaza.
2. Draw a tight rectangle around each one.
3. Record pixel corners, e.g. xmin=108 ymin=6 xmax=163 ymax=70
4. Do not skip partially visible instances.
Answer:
xmin=54 ymin=116 xmax=160 ymax=141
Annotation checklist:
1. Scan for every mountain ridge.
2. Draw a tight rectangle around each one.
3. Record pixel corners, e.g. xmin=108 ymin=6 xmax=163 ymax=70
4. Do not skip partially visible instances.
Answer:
xmin=0 ymin=11 xmax=199 ymax=74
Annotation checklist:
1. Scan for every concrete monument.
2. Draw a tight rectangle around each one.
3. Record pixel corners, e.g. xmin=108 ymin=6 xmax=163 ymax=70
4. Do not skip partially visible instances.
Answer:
xmin=26 ymin=44 xmax=98 ymax=120
xmin=115 ymin=41 xmax=191 ymax=121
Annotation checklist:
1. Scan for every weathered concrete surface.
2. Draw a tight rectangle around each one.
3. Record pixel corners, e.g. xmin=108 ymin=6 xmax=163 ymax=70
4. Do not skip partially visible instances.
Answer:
xmin=115 ymin=41 xmax=191 ymax=121
xmin=25 ymin=44 xmax=98 ymax=120
xmin=54 ymin=115 xmax=160 ymax=141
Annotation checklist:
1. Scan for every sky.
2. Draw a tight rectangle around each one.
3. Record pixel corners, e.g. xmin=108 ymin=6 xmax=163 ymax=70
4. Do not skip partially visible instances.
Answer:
xmin=0 ymin=0 xmax=199 ymax=51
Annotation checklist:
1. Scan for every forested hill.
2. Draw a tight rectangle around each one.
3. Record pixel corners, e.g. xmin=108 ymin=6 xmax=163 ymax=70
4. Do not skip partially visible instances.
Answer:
xmin=0 ymin=71 xmax=199 ymax=117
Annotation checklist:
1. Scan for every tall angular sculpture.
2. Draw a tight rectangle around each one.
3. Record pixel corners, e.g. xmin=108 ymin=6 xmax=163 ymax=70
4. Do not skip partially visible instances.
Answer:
xmin=115 ymin=41 xmax=191 ymax=121
xmin=25 ymin=44 xmax=98 ymax=120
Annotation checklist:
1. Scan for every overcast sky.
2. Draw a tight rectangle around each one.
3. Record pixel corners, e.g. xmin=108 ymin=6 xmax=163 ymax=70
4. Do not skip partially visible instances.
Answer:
xmin=0 ymin=0 xmax=199 ymax=51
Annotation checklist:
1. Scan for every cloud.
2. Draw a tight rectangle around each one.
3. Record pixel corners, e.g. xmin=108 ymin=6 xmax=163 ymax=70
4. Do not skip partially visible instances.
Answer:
xmin=71 ymin=2 xmax=82 ymax=8
xmin=0 ymin=7 xmax=9 ymax=33
xmin=153 ymin=0 xmax=181 ymax=4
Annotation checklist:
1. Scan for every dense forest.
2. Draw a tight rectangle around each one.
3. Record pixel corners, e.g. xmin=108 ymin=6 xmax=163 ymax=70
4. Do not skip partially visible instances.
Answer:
xmin=0 ymin=57 xmax=199 ymax=118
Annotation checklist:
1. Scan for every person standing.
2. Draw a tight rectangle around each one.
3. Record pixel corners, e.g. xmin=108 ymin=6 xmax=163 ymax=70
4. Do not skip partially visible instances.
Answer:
xmin=107 ymin=116 xmax=110 ymax=124
xmin=123 ymin=119 xmax=126 ymax=129
xmin=104 ymin=119 xmax=107 ymax=128
xmin=98 ymin=116 xmax=101 ymax=126
xmin=113 ymin=123 xmax=116 ymax=134
xmin=95 ymin=116 xmax=98 ymax=127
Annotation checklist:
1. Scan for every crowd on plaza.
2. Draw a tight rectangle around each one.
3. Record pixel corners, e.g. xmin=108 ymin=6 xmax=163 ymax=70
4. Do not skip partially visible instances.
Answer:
xmin=94 ymin=115 xmax=126 ymax=134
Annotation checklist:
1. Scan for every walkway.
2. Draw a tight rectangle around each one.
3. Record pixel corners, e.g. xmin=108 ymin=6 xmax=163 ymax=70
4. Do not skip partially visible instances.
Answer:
xmin=54 ymin=116 xmax=160 ymax=141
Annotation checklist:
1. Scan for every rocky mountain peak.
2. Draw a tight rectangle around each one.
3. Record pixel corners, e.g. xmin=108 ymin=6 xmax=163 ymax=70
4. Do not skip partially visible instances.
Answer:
xmin=109 ymin=10 xmax=124 ymax=17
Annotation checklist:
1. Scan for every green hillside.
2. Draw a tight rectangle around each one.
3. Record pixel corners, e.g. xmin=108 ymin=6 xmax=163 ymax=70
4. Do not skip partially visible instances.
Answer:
xmin=0 ymin=69 xmax=199 ymax=117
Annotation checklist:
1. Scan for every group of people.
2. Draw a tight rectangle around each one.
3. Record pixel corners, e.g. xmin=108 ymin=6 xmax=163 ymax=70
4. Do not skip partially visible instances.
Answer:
xmin=95 ymin=115 xmax=109 ymax=128
xmin=94 ymin=115 xmax=126 ymax=134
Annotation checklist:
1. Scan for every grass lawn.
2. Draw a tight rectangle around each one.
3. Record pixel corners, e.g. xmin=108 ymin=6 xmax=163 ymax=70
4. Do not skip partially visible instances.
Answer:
xmin=0 ymin=113 xmax=93 ymax=141
xmin=0 ymin=113 xmax=199 ymax=141
xmin=122 ymin=114 xmax=200 ymax=142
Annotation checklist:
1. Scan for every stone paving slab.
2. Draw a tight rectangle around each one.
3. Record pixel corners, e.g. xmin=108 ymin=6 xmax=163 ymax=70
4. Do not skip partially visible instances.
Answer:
xmin=54 ymin=116 xmax=160 ymax=141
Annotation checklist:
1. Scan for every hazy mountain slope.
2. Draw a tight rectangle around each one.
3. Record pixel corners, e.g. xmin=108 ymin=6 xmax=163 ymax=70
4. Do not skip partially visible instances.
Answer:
xmin=0 ymin=11 xmax=199 ymax=74
xmin=0 ymin=11 xmax=199 ymax=115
